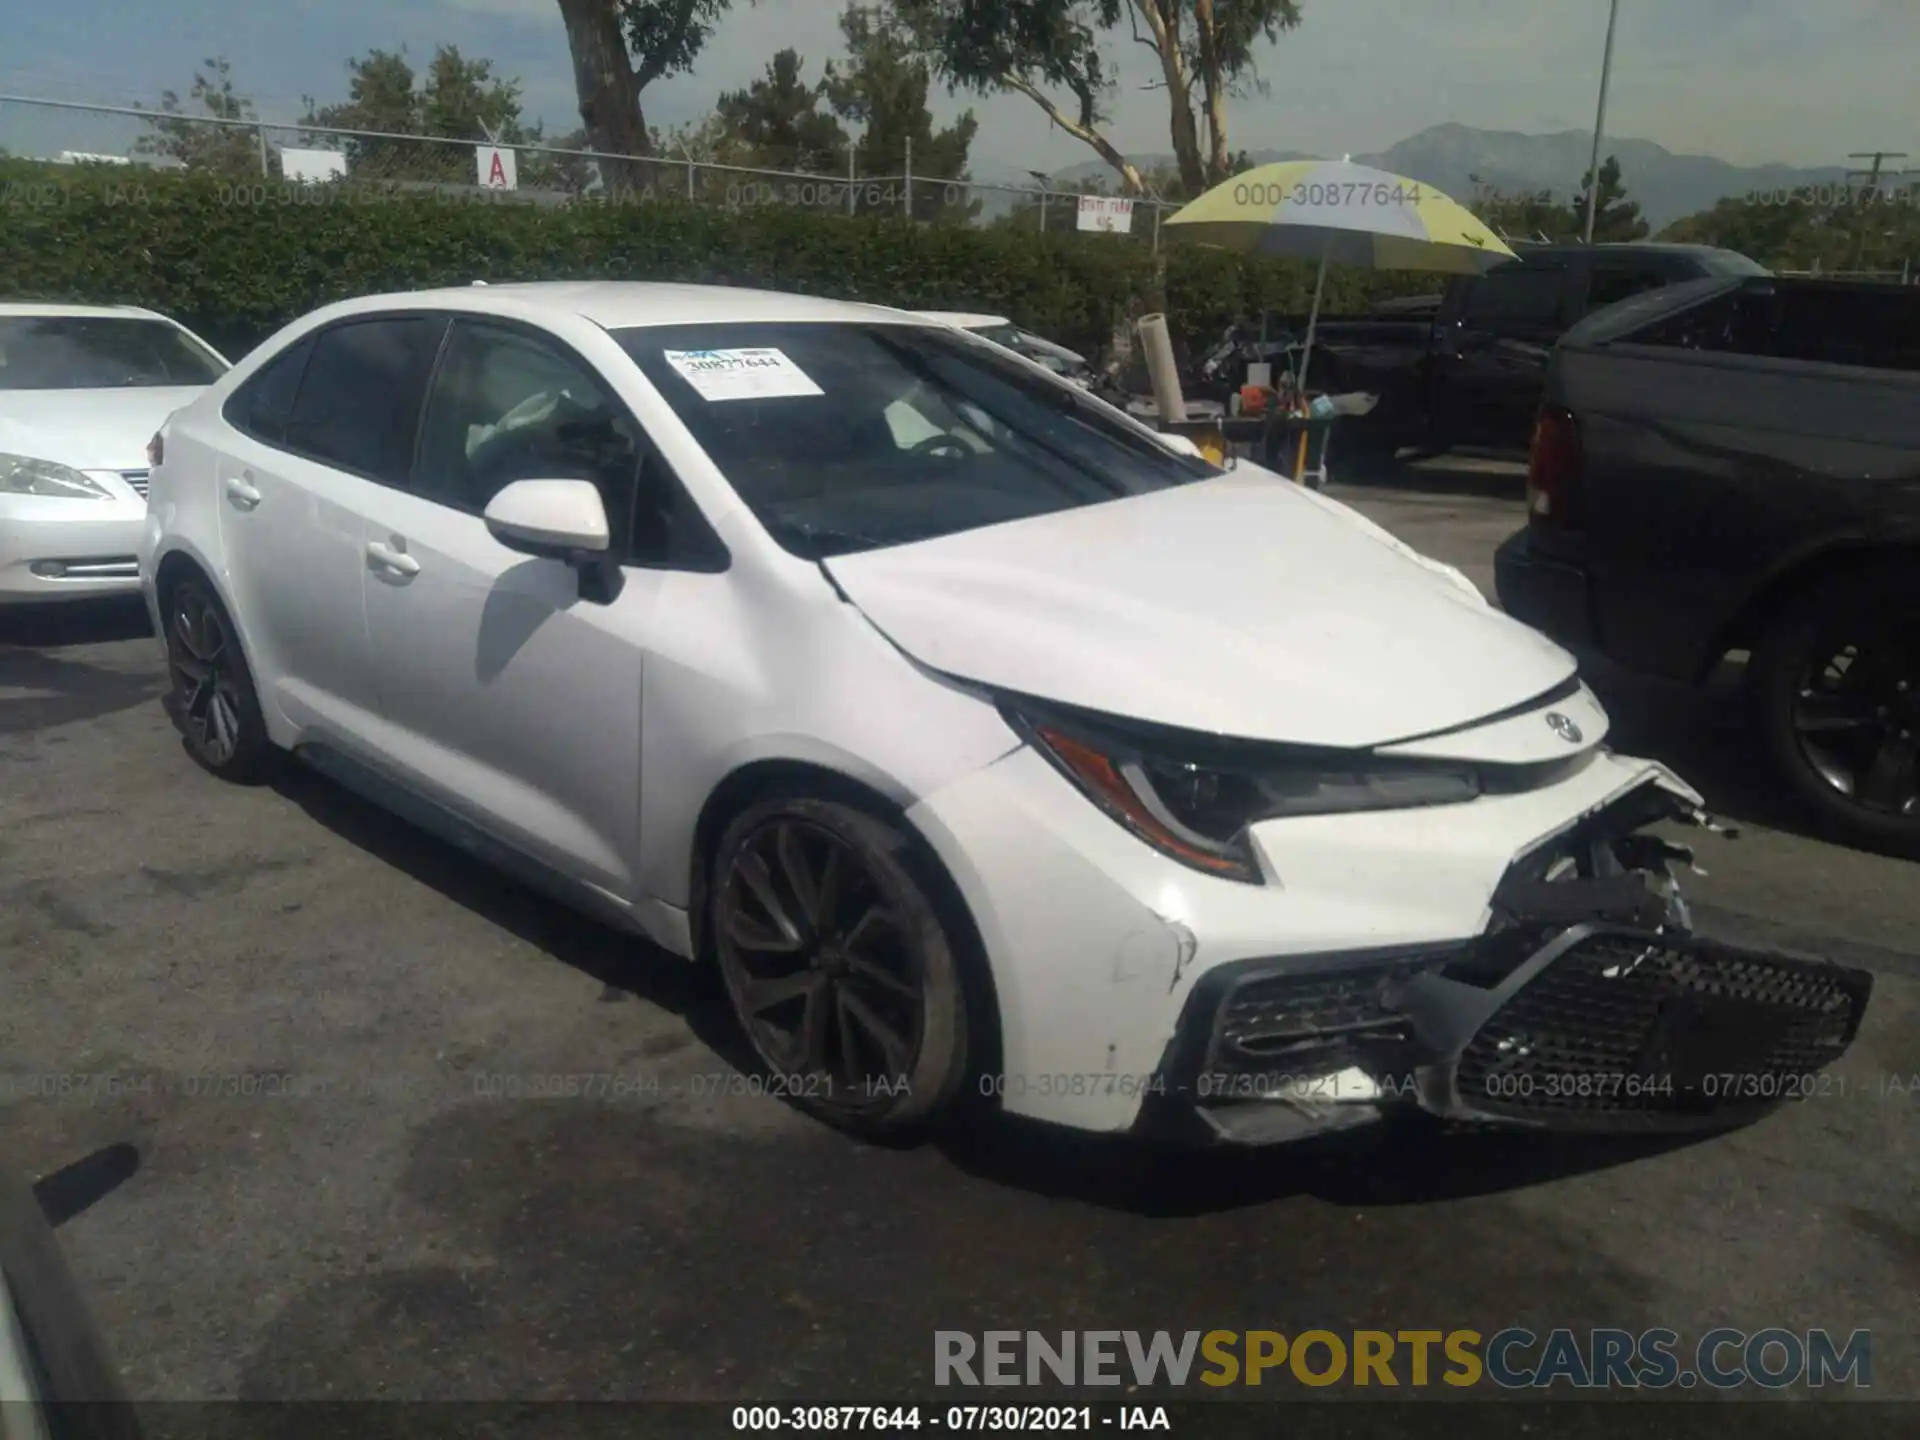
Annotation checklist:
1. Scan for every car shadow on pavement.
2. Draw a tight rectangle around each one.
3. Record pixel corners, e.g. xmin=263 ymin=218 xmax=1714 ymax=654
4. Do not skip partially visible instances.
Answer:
xmin=0 ymin=596 xmax=152 ymax=649
xmin=1573 ymin=652 xmax=1847 ymax=846
xmin=1329 ymin=450 xmax=1526 ymax=500
xmin=263 ymin=760 xmax=756 ymax=1070
xmin=0 ymin=650 xmax=165 ymax=737
xmin=935 ymin=1111 xmax=1713 ymax=1218
xmin=0 ymin=600 xmax=164 ymax=736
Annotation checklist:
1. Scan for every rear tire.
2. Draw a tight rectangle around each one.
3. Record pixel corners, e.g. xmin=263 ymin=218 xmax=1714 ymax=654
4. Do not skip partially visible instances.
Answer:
xmin=1751 ymin=565 xmax=1920 ymax=853
xmin=709 ymin=795 xmax=972 ymax=1138
xmin=160 ymin=573 xmax=274 ymax=783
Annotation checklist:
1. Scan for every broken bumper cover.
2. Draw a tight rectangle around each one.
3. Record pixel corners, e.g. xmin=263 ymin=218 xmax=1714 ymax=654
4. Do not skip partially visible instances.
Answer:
xmin=1135 ymin=792 xmax=1875 ymax=1147
xmin=1137 ymin=926 xmax=1872 ymax=1146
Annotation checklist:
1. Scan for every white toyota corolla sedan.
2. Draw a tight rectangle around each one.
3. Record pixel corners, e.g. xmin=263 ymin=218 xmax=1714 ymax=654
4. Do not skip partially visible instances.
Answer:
xmin=136 ymin=281 xmax=1871 ymax=1146
xmin=0 ymin=302 xmax=229 ymax=603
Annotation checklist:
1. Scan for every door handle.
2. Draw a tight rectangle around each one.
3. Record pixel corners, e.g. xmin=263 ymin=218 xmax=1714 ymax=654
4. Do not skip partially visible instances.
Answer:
xmin=365 ymin=540 xmax=421 ymax=578
xmin=224 ymin=475 xmax=262 ymax=509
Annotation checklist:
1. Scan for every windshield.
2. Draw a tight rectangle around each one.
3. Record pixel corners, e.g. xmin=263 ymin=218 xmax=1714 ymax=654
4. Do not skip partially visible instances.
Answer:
xmin=0 ymin=316 xmax=228 ymax=390
xmin=615 ymin=321 xmax=1215 ymax=559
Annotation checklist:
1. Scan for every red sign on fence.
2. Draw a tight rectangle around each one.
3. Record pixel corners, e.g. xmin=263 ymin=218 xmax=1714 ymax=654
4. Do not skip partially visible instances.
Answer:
xmin=476 ymin=146 xmax=518 ymax=191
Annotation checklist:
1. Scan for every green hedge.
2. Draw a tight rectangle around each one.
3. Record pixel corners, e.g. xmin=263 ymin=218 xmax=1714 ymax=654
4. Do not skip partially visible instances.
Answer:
xmin=0 ymin=161 xmax=1427 ymax=360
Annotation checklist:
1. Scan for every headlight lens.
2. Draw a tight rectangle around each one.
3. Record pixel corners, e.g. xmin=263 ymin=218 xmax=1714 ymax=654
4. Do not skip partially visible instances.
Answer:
xmin=1008 ymin=704 xmax=1481 ymax=885
xmin=0 ymin=453 xmax=114 ymax=500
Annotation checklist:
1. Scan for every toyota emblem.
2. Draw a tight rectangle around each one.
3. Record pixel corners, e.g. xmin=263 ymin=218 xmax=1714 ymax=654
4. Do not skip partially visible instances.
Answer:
xmin=1545 ymin=712 xmax=1584 ymax=744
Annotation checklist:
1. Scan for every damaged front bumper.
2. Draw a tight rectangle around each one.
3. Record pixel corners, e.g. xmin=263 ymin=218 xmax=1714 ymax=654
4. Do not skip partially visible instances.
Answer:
xmin=1135 ymin=781 xmax=1875 ymax=1146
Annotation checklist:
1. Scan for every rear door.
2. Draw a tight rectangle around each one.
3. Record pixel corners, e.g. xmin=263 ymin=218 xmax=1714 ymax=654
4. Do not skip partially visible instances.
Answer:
xmin=214 ymin=314 xmax=446 ymax=742
xmin=1433 ymin=258 xmax=1575 ymax=447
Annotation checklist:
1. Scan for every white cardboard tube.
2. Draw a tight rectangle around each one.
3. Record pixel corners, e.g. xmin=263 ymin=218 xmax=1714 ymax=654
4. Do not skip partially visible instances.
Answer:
xmin=1137 ymin=313 xmax=1187 ymax=425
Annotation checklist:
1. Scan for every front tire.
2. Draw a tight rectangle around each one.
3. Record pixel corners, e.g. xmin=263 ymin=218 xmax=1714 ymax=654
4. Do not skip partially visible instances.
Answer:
xmin=709 ymin=796 xmax=971 ymax=1137
xmin=160 ymin=573 xmax=274 ymax=783
xmin=1752 ymin=565 xmax=1920 ymax=852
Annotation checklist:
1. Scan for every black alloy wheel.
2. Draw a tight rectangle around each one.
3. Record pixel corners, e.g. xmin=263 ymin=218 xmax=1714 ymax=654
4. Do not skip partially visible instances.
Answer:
xmin=710 ymin=797 xmax=970 ymax=1135
xmin=162 ymin=575 xmax=272 ymax=781
xmin=1755 ymin=566 xmax=1920 ymax=851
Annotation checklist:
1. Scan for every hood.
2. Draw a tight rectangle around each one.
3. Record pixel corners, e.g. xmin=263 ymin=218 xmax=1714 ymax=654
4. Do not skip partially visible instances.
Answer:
xmin=0 ymin=387 xmax=206 ymax=471
xmin=823 ymin=469 xmax=1578 ymax=749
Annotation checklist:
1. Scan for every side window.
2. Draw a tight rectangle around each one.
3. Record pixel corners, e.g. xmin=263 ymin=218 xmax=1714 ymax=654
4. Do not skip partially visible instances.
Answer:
xmin=415 ymin=320 xmax=645 ymax=554
xmin=1628 ymin=290 xmax=1779 ymax=355
xmin=222 ymin=336 xmax=313 ymax=445
xmin=1462 ymin=265 xmax=1568 ymax=325
xmin=1585 ymin=266 xmax=1671 ymax=312
xmin=1629 ymin=285 xmax=1920 ymax=372
xmin=1773 ymin=288 xmax=1920 ymax=371
xmin=627 ymin=452 xmax=730 ymax=571
xmin=283 ymin=316 xmax=447 ymax=483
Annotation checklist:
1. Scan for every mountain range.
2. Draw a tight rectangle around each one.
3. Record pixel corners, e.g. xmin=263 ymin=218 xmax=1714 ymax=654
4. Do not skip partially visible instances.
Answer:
xmin=1050 ymin=123 xmax=1864 ymax=230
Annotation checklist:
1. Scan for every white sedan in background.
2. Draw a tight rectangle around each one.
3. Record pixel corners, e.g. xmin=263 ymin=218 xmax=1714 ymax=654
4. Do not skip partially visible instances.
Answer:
xmin=0 ymin=302 xmax=229 ymax=604
xmin=913 ymin=311 xmax=1092 ymax=385
xmin=138 ymin=281 xmax=1869 ymax=1147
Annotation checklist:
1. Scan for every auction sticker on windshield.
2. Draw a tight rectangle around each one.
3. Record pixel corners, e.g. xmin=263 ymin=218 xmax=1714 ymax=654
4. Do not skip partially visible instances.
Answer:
xmin=663 ymin=347 xmax=824 ymax=402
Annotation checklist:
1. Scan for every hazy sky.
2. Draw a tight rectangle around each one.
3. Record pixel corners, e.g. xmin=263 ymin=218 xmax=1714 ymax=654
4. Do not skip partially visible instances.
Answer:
xmin=2 ymin=0 xmax=1914 ymax=182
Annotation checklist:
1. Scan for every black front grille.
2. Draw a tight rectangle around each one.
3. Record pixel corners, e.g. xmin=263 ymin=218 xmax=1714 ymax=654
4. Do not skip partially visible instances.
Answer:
xmin=1456 ymin=929 xmax=1871 ymax=1120
xmin=120 ymin=469 xmax=150 ymax=498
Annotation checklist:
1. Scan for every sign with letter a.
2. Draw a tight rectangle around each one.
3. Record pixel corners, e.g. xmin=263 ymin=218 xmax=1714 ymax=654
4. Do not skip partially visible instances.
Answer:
xmin=477 ymin=145 xmax=518 ymax=191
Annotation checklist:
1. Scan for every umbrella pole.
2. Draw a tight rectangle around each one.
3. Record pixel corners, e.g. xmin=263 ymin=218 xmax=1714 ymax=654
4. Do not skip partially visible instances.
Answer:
xmin=1296 ymin=229 xmax=1333 ymax=403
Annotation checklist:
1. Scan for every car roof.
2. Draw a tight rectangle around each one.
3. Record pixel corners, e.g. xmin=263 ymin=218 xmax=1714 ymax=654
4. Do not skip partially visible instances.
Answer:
xmin=1509 ymin=241 xmax=1752 ymax=260
xmin=913 ymin=310 xmax=1012 ymax=329
xmin=0 ymin=301 xmax=174 ymax=321
xmin=319 ymin=281 xmax=937 ymax=332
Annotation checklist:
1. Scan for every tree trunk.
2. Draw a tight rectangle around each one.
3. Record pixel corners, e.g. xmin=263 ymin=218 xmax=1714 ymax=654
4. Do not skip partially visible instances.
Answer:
xmin=1192 ymin=0 xmax=1232 ymax=186
xmin=556 ymin=0 xmax=655 ymax=193
xmin=1132 ymin=1 xmax=1204 ymax=195
xmin=1165 ymin=83 xmax=1204 ymax=196
xmin=1000 ymin=74 xmax=1147 ymax=196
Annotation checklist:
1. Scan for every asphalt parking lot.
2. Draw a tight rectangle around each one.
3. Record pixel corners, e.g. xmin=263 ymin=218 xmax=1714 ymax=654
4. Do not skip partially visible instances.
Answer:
xmin=1 ymin=460 xmax=1915 ymax=1420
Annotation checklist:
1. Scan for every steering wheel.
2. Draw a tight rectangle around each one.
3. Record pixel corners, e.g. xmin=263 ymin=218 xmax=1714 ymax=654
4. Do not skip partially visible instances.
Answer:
xmin=908 ymin=434 xmax=970 ymax=460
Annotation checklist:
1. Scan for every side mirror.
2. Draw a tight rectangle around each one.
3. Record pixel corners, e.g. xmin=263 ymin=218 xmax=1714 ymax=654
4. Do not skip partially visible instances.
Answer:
xmin=483 ymin=479 xmax=610 ymax=561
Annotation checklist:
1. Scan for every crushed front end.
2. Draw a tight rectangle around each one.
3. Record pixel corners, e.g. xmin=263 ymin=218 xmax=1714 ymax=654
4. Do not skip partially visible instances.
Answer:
xmin=1138 ymin=781 xmax=1875 ymax=1146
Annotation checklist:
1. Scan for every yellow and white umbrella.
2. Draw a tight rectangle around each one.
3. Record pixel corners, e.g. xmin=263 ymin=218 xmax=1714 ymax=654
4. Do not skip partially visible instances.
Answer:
xmin=1164 ymin=159 xmax=1516 ymax=391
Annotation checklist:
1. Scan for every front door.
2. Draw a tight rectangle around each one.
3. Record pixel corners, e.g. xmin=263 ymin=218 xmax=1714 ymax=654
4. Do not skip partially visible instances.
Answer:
xmin=355 ymin=317 xmax=665 ymax=901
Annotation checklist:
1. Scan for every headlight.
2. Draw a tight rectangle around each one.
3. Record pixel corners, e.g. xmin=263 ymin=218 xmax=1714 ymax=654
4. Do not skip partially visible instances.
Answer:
xmin=0 ymin=453 xmax=114 ymax=500
xmin=1006 ymin=703 xmax=1481 ymax=885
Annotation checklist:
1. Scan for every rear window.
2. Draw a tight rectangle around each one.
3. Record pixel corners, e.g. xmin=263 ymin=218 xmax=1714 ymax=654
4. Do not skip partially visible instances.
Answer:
xmin=614 ymin=321 xmax=1215 ymax=559
xmin=0 ymin=315 xmax=228 ymax=390
xmin=1624 ymin=282 xmax=1920 ymax=371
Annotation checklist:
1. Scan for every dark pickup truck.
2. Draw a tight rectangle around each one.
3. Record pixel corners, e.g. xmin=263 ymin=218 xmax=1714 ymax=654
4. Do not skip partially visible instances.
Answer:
xmin=1495 ymin=273 xmax=1920 ymax=851
xmin=1300 ymin=241 xmax=1769 ymax=456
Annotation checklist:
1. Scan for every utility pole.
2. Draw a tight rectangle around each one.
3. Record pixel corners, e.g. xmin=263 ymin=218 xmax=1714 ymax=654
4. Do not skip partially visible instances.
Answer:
xmin=1846 ymin=151 xmax=1909 ymax=270
xmin=1582 ymin=0 xmax=1622 ymax=244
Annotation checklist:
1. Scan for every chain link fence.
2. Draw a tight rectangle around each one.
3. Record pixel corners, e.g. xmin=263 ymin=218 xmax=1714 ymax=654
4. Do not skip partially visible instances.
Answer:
xmin=0 ymin=92 xmax=1177 ymax=243
xmin=1775 ymin=264 xmax=1914 ymax=282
